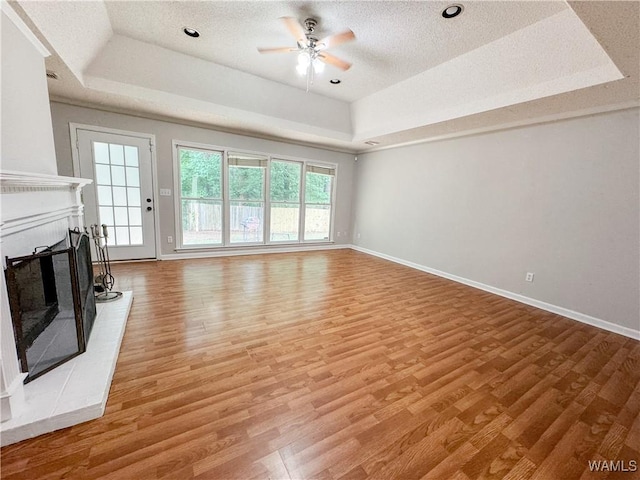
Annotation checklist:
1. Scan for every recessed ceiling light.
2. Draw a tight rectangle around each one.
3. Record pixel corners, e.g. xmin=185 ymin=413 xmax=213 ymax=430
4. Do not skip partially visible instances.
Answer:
xmin=365 ymin=141 xmax=379 ymax=146
xmin=329 ymin=79 xmax=341 ymax=84
xmin=442 ymin=4 xmax=463 ymax=18
xmin=183 ymin=27 xmax=200 ymax=38
xmin=46 ymin=70 xmax=59 ymax=80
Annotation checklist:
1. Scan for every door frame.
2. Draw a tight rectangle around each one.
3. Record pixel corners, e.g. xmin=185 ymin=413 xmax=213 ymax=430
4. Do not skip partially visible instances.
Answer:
xmin=70 ymin=123 xmax=161 ymax=260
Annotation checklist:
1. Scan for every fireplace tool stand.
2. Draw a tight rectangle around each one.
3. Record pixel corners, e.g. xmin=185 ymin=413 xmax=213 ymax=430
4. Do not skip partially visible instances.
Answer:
xmin=90 ymin=224 xmax=122 ymax=302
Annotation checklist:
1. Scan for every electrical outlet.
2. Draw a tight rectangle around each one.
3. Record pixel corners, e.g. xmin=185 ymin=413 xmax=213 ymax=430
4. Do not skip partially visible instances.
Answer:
xmin=337 ymin=231 xmax=341 ymax=237
xmin=357 ymin=232 xmax=361 ymax=239
xmin=167 ymin=236 xmax=173 ymax=244
xmin=525 ymin=272 xmax=534 ymax=282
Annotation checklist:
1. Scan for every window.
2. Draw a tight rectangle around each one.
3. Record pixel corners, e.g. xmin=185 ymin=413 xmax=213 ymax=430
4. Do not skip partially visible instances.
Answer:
xmin=178 ymin=147 xmax=223 ymax=246
xmin=174 ymin=142 xmax=336 ymax=249
xmin=270 ymin=160 xmax=302 ymax=242
xmin=304 ymin=165 xmax=335 ymax=241
xmin=228 ymin=153 xmax=267 ymax=244
xmin=94 ymin=142 xmax=143 ymax=246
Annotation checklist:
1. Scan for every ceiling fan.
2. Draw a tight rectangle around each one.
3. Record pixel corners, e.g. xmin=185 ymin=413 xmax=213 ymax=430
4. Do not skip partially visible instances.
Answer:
xmin=258 ymin=17 xmax=355 ymax=90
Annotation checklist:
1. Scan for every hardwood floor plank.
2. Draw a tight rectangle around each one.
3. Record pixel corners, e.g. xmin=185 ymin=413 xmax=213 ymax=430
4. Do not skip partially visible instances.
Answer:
xmin=255 ymin=450 xmax=291 ymax=480
xmin=364 ymin=417 xmax=465 ymax=478
xmin=421 ymin=442 xmax=480 ymax=480
xmin=524 ymin=401 xmax=586 ymax=466
xmin=1 ymin=250 xmax=637 ymax=479
xmin=528 ymin=422 xmax=590 ymax=480
xmin=294 ymin=415 xmax=377 ymax=467
xmin=501 ymin=456 xmax=537 ymax=480
xmin=329 ymin=408 xmax=419 ymax=477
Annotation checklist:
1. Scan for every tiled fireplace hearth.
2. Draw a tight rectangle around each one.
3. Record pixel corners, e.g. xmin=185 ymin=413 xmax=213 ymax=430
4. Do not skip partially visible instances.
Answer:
xmin=0 ymin=170 xmax=133 ymax=446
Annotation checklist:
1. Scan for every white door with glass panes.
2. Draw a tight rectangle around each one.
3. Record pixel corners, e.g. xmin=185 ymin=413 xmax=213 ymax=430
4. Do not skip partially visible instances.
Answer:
xmin=77 ymin=129 xmax=156 ymax=260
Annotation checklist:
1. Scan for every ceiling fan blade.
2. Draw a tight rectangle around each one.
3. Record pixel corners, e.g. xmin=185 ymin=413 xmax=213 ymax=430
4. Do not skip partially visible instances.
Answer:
xmin=317 ymin=29 xmax=355 ymax=50
xmin=257 ymin=46 xmax=297 ymax=54
xmin=280 ymin=16 xmax=307 ymax=44
xmin=318 ymin=52 xmax=352 ymax=71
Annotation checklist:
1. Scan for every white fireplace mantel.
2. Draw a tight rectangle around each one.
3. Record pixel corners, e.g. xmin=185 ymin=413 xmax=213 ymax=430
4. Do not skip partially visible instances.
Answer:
xmin=0 ymin=169 xmax=92 ymax=188
xmin=1 ymin=170 xmax=92 ymax=240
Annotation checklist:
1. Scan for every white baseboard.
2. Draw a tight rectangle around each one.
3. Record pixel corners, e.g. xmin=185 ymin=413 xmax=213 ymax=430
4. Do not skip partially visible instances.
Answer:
xmin=160 ymin=243 xmax=351 ymax=260
xmin=350 ymin=245 xmax=640 ymax=341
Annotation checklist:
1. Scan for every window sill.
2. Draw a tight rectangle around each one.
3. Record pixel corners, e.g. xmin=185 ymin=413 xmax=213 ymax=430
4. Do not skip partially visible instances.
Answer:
xmin=174 ymin=241 xmax=334 ymax=253
xmin=160 ymin=242 xmax=346 ymax=260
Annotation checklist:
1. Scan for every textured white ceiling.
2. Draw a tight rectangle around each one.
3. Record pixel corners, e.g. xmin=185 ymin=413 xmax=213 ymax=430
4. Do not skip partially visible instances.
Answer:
xmin=103 ymin=0 xmax=567 ymax=102
xmin=10 ymin=0 xmax=640 ymax=152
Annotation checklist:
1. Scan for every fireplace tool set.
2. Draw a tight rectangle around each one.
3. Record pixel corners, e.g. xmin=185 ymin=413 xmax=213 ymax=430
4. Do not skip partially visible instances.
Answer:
xmin=90 ymin=224 xmax=122 ymax=302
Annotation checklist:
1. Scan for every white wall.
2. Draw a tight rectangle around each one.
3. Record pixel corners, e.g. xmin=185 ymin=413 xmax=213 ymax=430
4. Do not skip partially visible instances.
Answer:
xmin=352 ymin=108 xmax=640 ymax=332
xmin=49 ymin=102 xmax=355 ymax=256
xmin=0 ymin=8 xmax=57 ymax=175
xmin=0 ymin=4 xmax=63 ymax=423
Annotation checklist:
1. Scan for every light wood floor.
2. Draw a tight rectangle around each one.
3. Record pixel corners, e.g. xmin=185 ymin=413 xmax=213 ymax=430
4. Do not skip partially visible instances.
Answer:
xmin=2 ymin=250 xmax=639 ymax=479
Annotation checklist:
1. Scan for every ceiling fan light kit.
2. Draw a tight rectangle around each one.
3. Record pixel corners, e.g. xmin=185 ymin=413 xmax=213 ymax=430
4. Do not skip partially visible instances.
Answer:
xmin=258 ymin=16 xmax=355 ymax=92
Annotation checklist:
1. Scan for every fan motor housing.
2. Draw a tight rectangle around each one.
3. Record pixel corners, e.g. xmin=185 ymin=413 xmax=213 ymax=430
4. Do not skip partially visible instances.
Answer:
xmin=304 ymin=18 xmax=317 ymax=33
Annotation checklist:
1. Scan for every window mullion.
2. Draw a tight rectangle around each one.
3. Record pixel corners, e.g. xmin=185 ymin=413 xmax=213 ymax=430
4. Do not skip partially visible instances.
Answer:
xmin=223 ymin=150 xmax=230 ymax=246
xmin=264 ymin=158 xmax=271 ymax=245
xmin=175 ymin=145 xmax=184 ymax=248
xmin=330 ymin=167 xmax=337 ymax=242
xmin=299 ymin=162 xmax=306 ymax=243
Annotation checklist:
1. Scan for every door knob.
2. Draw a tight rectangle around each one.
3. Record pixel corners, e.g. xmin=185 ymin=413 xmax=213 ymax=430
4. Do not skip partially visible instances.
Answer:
xmin=146 ymin=206 xmax=152 ymax=211
xmin=146 ymin=198 xmax=152 ymax=203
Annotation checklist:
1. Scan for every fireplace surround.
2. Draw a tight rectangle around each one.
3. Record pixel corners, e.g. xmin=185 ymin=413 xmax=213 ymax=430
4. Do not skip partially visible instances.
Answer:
xmin=0 ymin=170 xmax=133 ymax=446
xmin=1 ymin=170 xmax=92 ymax=421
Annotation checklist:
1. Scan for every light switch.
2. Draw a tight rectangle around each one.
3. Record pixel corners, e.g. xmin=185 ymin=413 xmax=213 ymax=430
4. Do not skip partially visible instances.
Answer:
xmin=159 ymin=189 xmax=171 ymax=196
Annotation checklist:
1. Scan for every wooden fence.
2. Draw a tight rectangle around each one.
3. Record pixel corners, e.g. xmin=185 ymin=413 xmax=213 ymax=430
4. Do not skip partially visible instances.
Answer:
xmin=182 ymin=202 xmax=330 ymax=243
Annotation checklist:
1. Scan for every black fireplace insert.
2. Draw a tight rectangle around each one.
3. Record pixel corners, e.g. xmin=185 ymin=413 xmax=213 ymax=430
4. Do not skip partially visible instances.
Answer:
xmin=4 ymin=229 xmax=96 ymax=383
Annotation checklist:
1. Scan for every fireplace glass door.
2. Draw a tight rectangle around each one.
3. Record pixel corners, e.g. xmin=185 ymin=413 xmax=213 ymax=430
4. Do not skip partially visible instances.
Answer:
xmin=5 ymin=231 xmax=96 ymax=382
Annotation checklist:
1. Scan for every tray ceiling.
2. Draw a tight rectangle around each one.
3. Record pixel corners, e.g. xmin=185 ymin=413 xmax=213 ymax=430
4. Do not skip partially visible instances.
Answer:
xmin=10 ymin=1 xmax=640 ymax=152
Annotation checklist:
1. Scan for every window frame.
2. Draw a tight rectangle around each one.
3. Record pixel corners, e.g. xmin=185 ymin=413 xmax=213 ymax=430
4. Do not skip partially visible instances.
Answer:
xmin=172 ymin=140 xmax=337 ymax=250
xmin=269 ymin=158 xmax=303 ymax=244
xmin=302 ymin=163 xmax=337 ymax=243
xmin=174 ymin=142 xmax=226 ymax=249
xmin=227 ymin=151 xmax=269 ymax=246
